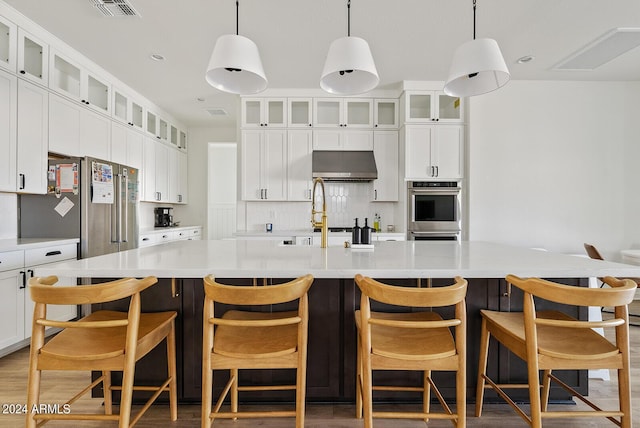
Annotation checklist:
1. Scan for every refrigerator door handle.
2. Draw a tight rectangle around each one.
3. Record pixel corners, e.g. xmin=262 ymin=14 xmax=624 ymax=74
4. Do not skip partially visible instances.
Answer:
xmin=111 ymin=176 xmax=119 ymax=243
xmin=122 ymin=173 xmax=128 ymax=243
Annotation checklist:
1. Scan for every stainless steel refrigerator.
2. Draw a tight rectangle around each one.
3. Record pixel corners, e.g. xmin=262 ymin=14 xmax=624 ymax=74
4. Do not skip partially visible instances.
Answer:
xmin=19 ymin=156 xmax=139 ymax=259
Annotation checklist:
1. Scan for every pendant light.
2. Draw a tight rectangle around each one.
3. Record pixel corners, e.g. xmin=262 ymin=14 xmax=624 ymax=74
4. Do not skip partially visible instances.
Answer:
xmin=320 ymin=0 xmax=379 ymax=95
xmin=444 ymin=0 xmax=510 ymax=97
xmin=205 ymin=1 xmax=267 ymax=95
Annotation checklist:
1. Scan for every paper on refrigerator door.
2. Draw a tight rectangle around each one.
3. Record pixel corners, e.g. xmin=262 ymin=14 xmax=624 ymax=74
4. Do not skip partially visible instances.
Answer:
xmin=91 ymin=161 xmax=114 ymax=204
xmin=54 ymin=196 xmax=74 ymax=217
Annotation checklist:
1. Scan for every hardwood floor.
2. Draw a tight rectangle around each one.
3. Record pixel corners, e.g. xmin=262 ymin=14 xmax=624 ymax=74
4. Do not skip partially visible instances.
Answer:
xmin=1 ymin=307 xmax=638 ymax=427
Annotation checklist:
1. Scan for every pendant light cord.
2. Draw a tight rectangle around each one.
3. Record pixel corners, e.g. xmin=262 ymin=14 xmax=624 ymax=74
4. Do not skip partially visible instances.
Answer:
xmin=347 ymin=0 xmax=351 ymax=37
xmin=472 ymin=0 xmax=476 ymax=40
xmin=235 ymin=0 xmax=239 ymax=35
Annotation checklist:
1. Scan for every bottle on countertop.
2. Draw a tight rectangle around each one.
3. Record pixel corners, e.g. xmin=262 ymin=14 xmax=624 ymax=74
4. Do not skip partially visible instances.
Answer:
xmin=373 ymin=213 xmax=380 ymax=233
xmin=352 ymin=218 xmax=361 ymax=244
xmin=361 ymin=218 xmax=372 ymax=245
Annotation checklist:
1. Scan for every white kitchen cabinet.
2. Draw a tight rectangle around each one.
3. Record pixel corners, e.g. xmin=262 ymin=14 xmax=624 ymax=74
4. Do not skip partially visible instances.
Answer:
xmin=242 ymin=98 xmax=287 ymax=128
xmin=179 ymin=130 xmax=187 ymax=150
xmin=49 ymin=49 xmax=111 ymax=114
xmin=146 ymin=109 xmax=158 ymax=139
xmin=170 ymin=124 xmax=178 ymax=147
xmin=111 ymin=120 xmax=144 ymax=169
xmin=177 ymin=150 xmax=188 ymax=203
xmin=23 ymin=244 xmax=78 ymax=341
xmin=139 ymin=226 xmax=202 ymax=247
xmin=80 ymin=106 xmax=111 ymax=160
xmin=403 ymin=90 xmax=463 ymax=123
xmin=372 ymin=131 xmax=398 ymax=201
xmin=288 ymin=98 xmax=313 ymax=128
xmin=142 ymin=138 xmax=170 ymax=202
xmin=158 ymin=117 xmax=168 ymax=143
xmin=0 ymin=242 xmax=77 ymax=356
xmin=0 ymin=69 xmax=16 ymax=192
xmin=16 ymin=78 xmax=48 ymax=194
xmin=0 ymin=15 xmax=17 ymax=72
xmin=17 ymin=28 xmax=48 ymax=86
xmin=374 ymin=99 xmax=398 ymax=129
xmin=313 ymin=98 xmax=372 ymax=128
xmin=241 ymin=130 xmax=287 ymax=201
xmin=313 ymin=129 xmax=373 ymax=151
xmin=404 ymin=125 xmax=464 ymax=180
xmin=167 ymin=147 xmax=179 ymax=203
xmin=287 ymin=130 xmax=313 ymax=201
xmin=0 ymin=250 xmax=24 ymax=351
xmin=49 ymin=92 xmax=110 ymax=159
xmin=49 ymin=93 xmax=80 ymax=156
xmin=112 ymin=87 xmax=144 ymax=131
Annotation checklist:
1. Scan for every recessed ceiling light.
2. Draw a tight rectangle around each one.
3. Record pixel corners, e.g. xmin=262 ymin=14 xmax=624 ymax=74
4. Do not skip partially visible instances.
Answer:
xmin=150 ymin=54 xmax=165 ymax=61
xmin=196 ymin=97 xmax=206 ymax=102
xmin=517 ymin=55 xmax=535 ymax=64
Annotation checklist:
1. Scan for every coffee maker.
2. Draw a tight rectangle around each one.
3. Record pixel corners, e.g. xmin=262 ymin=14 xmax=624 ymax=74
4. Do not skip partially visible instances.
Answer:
xmin=154 ymin=207 xmax=173 ymax=227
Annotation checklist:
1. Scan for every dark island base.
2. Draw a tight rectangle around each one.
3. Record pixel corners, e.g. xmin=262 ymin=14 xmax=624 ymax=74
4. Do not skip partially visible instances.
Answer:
xmin=92 ymin=277 xmax=588 ymax=405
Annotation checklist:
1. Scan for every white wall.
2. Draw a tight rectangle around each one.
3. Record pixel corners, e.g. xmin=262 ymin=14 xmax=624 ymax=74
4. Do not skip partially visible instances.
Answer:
xmin=468 ymin=80 xmax=640 ymax=255
xmin=172 ymin=126 xmax=237 ymax=238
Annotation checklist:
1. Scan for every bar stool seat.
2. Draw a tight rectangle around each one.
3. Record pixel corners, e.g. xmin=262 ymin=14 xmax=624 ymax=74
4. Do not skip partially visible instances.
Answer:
xmin=475 ymin=274 xmax=636 ymax=428
xmin=26 ymin=276 xmax=177 ymax=428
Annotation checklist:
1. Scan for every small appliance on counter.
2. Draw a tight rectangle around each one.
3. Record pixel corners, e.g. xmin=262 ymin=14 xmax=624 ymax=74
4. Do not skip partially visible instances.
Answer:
xmin=154 ymin=207 xmax=173 ymax=227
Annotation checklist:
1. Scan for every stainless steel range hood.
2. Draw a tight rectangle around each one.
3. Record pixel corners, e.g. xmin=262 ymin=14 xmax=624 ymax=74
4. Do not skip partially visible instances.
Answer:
xmin=312 ymin=151 xmax=378 ymax=181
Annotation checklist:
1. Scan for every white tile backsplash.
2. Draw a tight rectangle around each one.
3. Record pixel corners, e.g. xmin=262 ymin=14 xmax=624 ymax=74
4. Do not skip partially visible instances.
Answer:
xmin=244 ymin=183 xmax=397 ymax=232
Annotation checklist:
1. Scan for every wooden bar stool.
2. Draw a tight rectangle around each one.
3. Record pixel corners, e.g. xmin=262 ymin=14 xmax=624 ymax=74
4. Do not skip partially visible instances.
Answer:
xmin=355 ymin=274 xmax=468 ymax=428
xmin=475 ymin=274 xmax=636 ymax=428
xmin=26 ymin=275 xmax=178 ymax=428
xmin=201 ymin=274 xmax=314 ymax=428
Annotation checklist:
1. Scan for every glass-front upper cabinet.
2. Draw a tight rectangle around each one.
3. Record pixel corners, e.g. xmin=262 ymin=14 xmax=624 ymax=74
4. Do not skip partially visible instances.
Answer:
xmin=404 ymin=91 xmax=463 ymax=123
xmin=179 ymin=130 xmax=187 ymax=150
xmin=288 ymin=98 xmax=313 ymax=127
xmin=147 ymin=110 xmax=158 ymax=138
xmin=170 ymin=125 xmax=178 ymax=146
xmin=313 ymin=98 xmax=372 ymax=128
xmin=158 ymin=118 xmax=168 ymax=142
xmin=112 ymin=88 xmax=144 ymax=131
xmin=374 ymin=99 xmax=398 ymax=129
xmin=17 ymin=28 xmax=48 ymax=86
xmin=50 ymin=49 xmax=111 ymax=114
xmin=241 ymin=98 xmax=287 ymax=128
xmin=0 ymin=16 xmax=17 ymax=72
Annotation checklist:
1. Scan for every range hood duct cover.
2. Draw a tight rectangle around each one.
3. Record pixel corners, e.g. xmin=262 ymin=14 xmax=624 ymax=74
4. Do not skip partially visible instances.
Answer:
xmin=312 ymin=150 xmax=378 ymax=181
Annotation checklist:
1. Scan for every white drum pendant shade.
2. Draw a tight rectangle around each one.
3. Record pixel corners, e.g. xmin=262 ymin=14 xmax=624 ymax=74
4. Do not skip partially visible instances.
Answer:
xmin=205 ymin=34 xmax=267 ymax=95
xmin=320 ymin=36 xmax=379 ymax=95
xmin=443 ymin=38 xmax=510 ymax=97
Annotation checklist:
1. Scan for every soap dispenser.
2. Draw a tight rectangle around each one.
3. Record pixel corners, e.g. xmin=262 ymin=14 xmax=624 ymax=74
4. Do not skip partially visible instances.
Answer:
xmin=361 ymin=218 xmax=372 ymax=245
xmin=352 ymin=218 xmax=361 ymax=244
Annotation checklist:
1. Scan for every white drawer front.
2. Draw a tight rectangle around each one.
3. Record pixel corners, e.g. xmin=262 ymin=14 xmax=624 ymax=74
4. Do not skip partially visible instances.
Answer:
xmin=24 ymin=244 xmax=77 ymax=266
xmin=139 ymin=233 xmax=158 ymax=247
xmin=157 ymin=231 xmax=176 ymax=243
xmin=0 ymin=251 xmax=24 ymax=272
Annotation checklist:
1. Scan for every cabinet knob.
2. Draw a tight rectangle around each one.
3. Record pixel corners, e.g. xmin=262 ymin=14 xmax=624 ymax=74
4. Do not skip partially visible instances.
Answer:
xmin=309 ymin=123 xmax=312 ymax=127
xmin=375 ymin=124 xmax=378 ymax=127
xmin=19 ymin=70 xmax=25 ymax=74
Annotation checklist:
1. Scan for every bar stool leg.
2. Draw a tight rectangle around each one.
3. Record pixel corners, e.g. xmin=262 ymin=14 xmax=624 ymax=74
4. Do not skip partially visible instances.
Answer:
xmin=475 ymin=317 xmax=490 ymax=417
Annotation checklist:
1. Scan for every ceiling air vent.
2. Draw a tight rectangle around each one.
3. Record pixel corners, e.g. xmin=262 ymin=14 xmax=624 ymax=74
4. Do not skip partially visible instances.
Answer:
xmin=553 ymin=28 xmax=640 ymax=71
xmin=206 ymin=108 xmax=228 ymax=117
xmin=91 ymin=0 xmax=140 ymax=17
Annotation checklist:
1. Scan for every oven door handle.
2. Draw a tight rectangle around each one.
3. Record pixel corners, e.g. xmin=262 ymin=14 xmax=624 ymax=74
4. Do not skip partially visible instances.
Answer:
xmin=410 ymin=188 xmax=460 ymax=195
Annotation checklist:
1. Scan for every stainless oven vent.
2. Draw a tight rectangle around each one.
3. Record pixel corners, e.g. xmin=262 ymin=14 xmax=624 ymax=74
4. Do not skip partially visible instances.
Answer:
xmin=91 ymin=0 xmax=140 ymax=17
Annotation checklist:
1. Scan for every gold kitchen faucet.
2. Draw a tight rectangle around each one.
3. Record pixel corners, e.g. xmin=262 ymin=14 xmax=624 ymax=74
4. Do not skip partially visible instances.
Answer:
xmin=311 ymin=177 xmax=328 ymax=248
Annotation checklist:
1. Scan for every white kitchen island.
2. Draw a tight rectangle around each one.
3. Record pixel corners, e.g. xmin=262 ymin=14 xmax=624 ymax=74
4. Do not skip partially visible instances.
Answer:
xmin=33 ymin=239 xmax=640 ymax=279
xmin=32 ymin=240 xmax=640 ymax=405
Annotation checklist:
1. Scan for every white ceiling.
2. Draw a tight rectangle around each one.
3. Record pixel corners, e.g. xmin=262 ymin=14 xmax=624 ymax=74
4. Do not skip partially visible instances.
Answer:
xmin=4 ymin=0 xmax=640 ymax=128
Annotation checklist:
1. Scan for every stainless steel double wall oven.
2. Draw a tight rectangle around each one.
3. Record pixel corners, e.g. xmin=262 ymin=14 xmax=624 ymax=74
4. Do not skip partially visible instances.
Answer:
xmin=407 ymin=181 xmax=462 ymax=240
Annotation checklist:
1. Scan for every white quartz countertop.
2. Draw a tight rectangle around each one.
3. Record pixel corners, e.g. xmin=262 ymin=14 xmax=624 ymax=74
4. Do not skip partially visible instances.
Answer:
xmin=0 ymin=238 xmax=79 ymax=252
xmin=33 ymin=240 xmax=640 ymax=280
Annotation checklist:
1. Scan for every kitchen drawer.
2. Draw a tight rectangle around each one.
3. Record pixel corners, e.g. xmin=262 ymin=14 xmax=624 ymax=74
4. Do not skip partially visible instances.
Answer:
xmin=156 ymin=231 xmax=176 ymax=243
xmin=179 ymin=227 xmax=202 ymax=240
xmin=139 ymin=233 xmax=158 ymax=247
xmin=24 ymin=244 xmax=77 ymax=266
xmin=0 ymin=251 xmax=24 ymax=272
